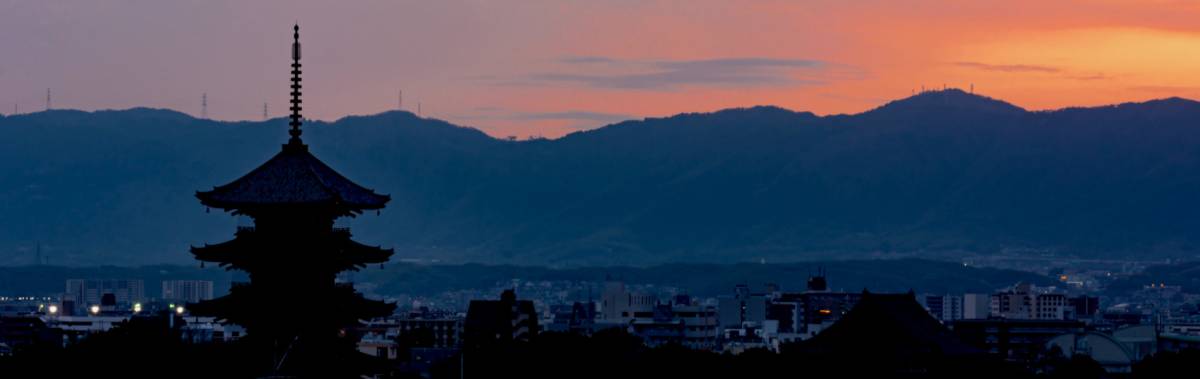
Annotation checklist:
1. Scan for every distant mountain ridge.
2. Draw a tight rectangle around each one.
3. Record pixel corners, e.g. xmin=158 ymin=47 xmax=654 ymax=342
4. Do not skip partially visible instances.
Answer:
xmin=3 ymin=89 xmax=1200 ymax=266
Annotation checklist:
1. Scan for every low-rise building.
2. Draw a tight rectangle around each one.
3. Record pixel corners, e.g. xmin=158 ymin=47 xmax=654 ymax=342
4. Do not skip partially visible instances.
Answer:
xmin=951 ymin=319 xmax=1086 ymax=363
xmin=990 ymin=283 xmax=1077 ymax=320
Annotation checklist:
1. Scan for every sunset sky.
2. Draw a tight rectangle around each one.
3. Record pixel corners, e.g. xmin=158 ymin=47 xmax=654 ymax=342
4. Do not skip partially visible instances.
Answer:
xmin=3 ymin=0 xmax=1200 ymax=138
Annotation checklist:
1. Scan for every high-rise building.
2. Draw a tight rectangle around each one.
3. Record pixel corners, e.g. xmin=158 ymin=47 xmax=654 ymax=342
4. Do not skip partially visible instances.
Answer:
xmin=64 ymin=279 xmax=144 ymax=312
xmin=161 ymin=280 xmax=214 ymax=304
xmin=963 ymin=293 xmax=990 ymax=319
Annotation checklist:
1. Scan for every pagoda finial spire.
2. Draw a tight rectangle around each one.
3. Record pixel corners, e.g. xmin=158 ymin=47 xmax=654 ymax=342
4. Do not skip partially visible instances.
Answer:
xmin=287 ymin=23 xmax=305 ymax=148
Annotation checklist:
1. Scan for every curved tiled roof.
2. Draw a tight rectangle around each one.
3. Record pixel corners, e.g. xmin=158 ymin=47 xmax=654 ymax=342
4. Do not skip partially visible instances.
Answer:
xmin=191 ymin=228 xmax=393 ymax=271
xmin=799 ymin=292 xmax=982 ymax=357
xmin=196 ymin=144 xmax=389 ymax=211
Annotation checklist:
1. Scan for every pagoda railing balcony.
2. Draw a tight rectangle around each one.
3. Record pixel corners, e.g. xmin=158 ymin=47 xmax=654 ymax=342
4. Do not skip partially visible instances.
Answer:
xmin=235 ymin=226 xmax=349 ymax=235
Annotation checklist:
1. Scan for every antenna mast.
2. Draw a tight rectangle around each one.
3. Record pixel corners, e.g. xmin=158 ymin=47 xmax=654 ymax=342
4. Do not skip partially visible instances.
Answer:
xmin=46 ymin=88 xmax=51 ymax=110
xmin=286 ymin=24 xmax=305 ymax=147
xmin=202 ymin=93 xmax=208 ymax=119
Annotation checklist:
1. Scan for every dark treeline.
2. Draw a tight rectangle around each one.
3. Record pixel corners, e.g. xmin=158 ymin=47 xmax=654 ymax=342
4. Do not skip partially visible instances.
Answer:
xmin=0 ymin=314 xmax=383 ymax=379
xmin=0 ymin=264 xmax=241 ymax=298
xmin=359 ymin=258 xmax=1054 ymax=297
xmin=0 ymin=259 xmax=1051 ymax=298
xmin=1107 ymin=261 xmax=1200 ymax=293
xmin=452 ymin=330 xmax=1022 ymax=379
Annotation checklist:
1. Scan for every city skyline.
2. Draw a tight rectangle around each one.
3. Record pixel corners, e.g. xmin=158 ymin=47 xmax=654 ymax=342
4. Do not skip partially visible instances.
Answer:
xmin=3 ymin=2 xmax=1200 ymax=377
xmin=4 ymin=1 xmax=1200 ymax=138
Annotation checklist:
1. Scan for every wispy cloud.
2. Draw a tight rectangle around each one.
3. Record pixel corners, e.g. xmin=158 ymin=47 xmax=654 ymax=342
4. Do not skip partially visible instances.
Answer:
xmin=560 ymin=56 xmax=618 ymax=64
xmin=955 ymin=61 xmax=1112 ymax=81
xmin=503 ymin=57 xmax=859 ymax=91
xmin=954 ymin=61 xmax=1061 ymax=73
xmin=1067 ymin=74 xmax=1112 ymax=81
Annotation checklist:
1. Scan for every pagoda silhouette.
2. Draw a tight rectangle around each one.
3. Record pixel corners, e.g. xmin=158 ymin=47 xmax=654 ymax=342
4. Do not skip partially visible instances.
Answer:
xmin=190 ymin=25 xmax=394 ymax=378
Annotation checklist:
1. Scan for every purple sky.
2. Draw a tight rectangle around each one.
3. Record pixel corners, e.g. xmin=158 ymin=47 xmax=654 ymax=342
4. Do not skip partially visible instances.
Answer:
xmin=4 ymin=1 xmax=1199 ymax=138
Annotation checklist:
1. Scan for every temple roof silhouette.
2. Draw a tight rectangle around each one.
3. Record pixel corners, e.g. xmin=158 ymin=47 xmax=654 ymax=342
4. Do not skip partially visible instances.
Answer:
xmin=798 ymin=291 xmax=981 ymax=357
xmin=195 ymin=145 xmax=390 ymax=211
xmin=192 ymin=227 xmax=392 ymax=270
xmin=195 ymin=24 xmax=388 ymax=213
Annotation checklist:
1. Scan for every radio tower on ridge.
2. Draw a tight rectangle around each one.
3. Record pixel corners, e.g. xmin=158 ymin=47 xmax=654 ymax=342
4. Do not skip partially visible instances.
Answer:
xmin=202 ymin=93 xmax=208 ymax=119
xmin=46 ymin=88 xmax=51 ymax=111
xmin=263 ymin=102 xmax=269 ymax=120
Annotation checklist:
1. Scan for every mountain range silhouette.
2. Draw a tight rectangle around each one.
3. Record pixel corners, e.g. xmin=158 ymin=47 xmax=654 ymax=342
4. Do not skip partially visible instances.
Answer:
xmin=3 ymin=89 xmax=1199 ymax=266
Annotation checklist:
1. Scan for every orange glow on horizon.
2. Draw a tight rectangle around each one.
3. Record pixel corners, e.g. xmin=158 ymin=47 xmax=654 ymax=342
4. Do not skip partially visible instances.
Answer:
xmin=2 ymin=1 xmax=1199 ymax=138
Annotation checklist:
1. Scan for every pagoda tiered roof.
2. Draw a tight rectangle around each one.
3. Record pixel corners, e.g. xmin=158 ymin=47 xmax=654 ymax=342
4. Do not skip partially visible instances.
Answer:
xmin=186 ymin=24 xmax=396 ymax=378
xmin=191 ymin=228 xmax=393 ymax=271
xmin=195 ymin=144 xmax=390 ymax=212
xmin=189 ymin=282 xmax=396 ymax=325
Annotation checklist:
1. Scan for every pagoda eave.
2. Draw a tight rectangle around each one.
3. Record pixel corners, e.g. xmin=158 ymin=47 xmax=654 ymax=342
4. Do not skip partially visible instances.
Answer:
xmin=191 ymin=285 xmax=396 ymax=325
xmin=191 ymin=234 xmax=393 ymax=272
xmin=196 ymin=192 xmax=389 ymax=215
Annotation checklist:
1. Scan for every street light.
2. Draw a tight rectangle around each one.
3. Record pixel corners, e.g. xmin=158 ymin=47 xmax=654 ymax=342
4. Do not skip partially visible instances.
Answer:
xmin=133 ymin=303 xmax=143 ymax=313
xmin=48 ymin=305 xmax=58 ymax=314
xmin=175 ymin=305 xmax=185 ymax=315
xmin=89 ymin=305 xmax=100 ymax=315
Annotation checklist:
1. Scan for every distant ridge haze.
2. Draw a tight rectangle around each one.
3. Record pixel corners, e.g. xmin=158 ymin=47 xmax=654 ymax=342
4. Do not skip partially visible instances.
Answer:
xmin=2 ymin=90 xmax=1200 ymax=266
